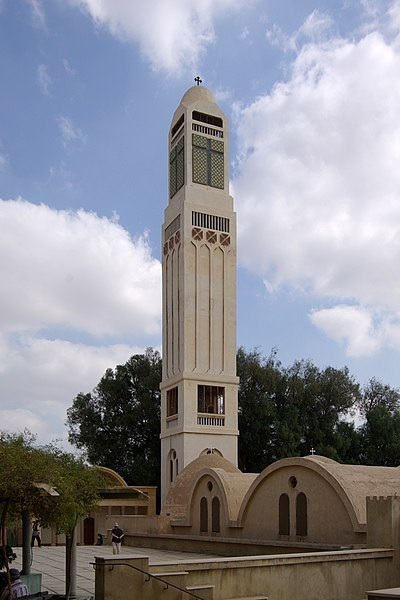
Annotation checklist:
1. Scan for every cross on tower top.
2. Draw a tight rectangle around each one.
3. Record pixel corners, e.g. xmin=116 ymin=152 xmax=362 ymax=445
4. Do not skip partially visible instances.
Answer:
xmin=194 ymin=76 xmax=202 ymax=86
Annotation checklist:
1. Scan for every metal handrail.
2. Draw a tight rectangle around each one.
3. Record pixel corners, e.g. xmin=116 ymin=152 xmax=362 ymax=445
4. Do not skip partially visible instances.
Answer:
xmin=91 ymin=561 xmax=204 ymax=600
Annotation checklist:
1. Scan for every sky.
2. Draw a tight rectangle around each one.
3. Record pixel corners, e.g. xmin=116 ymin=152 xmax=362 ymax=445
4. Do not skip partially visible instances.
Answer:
xmin=1 ymin=0 xmax=400 ymax=448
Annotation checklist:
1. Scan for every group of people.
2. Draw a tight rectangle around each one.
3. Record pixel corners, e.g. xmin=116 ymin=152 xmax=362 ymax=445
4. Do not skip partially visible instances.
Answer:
xmin=0 ymin=521 xmax=124 ymax=600
xmin=0 ymin=522 xmax=40 ymax=600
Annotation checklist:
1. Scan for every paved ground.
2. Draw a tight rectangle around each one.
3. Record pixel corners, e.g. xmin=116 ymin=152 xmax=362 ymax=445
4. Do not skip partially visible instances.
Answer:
xmin=13 ymin=545 xmax=218 ymax=597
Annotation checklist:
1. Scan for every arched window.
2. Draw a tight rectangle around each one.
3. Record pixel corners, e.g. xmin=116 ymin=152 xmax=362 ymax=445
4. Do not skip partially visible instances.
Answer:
xmin=200 ymin=497 xmax=208 ymax=533
xmin=211 ymin=497 xmax=220 ymax=533
xmin=279 ymin=493 xmax=290 ymax=535
xmin=169 ymin=450 xmax=177 ymax=483
xmin=296 ymin=492 xmax=308 ymax=537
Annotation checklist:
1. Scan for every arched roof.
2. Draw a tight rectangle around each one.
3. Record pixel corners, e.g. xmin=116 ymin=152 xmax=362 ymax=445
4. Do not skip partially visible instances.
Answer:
xmin=238 ymin=455 xmax=400 ymax=529
xmin=162 ymin=454 xmax=254 ymax=520
xmin=96 ymin=466 xmax=128 ymax=488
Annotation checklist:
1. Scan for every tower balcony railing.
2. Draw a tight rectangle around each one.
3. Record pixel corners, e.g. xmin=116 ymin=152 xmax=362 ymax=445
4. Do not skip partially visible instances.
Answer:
xmin=197 ymin=413 xmax=225 ymax=426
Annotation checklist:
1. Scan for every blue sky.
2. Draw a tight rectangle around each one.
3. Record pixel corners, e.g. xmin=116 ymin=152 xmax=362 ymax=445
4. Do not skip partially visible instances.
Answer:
xmin=1 ymin=0 xmax=400 ymax=447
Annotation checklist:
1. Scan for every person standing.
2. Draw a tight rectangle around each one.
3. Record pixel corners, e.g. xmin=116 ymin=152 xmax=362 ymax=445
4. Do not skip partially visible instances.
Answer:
xmin=111 ymin=522 xmax=124 ymax=555
xmin=31 ymin=522 xmax=41 ymax=547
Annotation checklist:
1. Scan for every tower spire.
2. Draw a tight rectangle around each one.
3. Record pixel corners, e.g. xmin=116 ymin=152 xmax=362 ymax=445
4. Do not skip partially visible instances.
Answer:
xmin=160 ymin=84 xmax=239 ymax=506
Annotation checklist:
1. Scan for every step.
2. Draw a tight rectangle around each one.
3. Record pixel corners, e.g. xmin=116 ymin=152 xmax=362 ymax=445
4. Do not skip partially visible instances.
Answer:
xmin=225 ymin=596 xmax=268 ymax=600
xmin=186 ymin=583 xmax=214 ymax=600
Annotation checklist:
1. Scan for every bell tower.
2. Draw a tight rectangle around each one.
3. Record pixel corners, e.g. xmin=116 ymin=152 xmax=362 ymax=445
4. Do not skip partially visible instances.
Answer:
xmin=160 ymin=83 xmax=239 ymax=505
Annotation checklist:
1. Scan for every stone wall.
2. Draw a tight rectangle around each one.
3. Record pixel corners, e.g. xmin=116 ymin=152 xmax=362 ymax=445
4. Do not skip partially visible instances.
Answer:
xmin=94 ymin=549 xmax=396 ymax=600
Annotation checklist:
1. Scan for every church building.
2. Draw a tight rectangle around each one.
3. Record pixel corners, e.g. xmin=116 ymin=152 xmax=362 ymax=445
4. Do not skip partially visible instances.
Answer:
xmin=154 ymin=83 xmax=400 ymax=553
xmin=93 ymin=83 xmax=400 ymax=600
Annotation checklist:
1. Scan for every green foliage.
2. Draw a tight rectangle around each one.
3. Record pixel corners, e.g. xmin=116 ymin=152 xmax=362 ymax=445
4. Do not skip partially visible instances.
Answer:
xmin=359 ymin=405 xmax=400 ymax=466
xmin=67 ymin=348 xmax=161 ymax=486
xmin=358 ymin=377 xmax=400 ymax=418
xmin=237 ymin=347 xmax=400 ymax=470
xmin=0 ymin=431 xmax=102 ymax=549
xmin=66 ymin=346 xmax=400 ymax=492
xmin=0 ymin=545 xmax=16 ymax=571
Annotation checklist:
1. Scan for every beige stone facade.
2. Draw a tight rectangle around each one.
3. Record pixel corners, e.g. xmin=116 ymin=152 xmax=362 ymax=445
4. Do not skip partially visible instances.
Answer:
xmin=160 ymin=85 xmax=239 ymax=505
xmin=153 ymin=454 xmax=400 ymax=550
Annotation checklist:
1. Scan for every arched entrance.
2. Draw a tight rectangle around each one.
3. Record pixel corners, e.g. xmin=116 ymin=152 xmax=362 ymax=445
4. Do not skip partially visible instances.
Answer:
xmin=83 ymin=517 xmax=95 ymax=545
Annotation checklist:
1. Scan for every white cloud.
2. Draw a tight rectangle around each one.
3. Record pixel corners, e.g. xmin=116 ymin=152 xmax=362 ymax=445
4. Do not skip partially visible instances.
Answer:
xmin=266 ymin=10 xmax=334 ymax=53
xmin=37 ymin=64 xmax=51 ymax=95
xmin=0 ymin=334 xmax=146 ymax=444
xmin=0 ymin=198 xmax=161 ymax=337
xmin=57 ymin=115 xmax=87 ymax=146
xmin=234 ymin=18 xmax=400 ymax=357
xmin=0 ymin=198 xmax=162 ymax=442
xmin=68 ymin=0 xmax=250 ymax=75
xmin=63 ymin=58 xmax=76 ymax=76
xmin=309 ymin=306 xmax=381 ymax=357
xmin=25 ymin=0 xmax=45 ymax=28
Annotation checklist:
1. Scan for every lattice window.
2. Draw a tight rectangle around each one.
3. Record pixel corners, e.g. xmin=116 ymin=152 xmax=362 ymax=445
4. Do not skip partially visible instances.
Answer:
xmin=192 ymin=134 xmax=224 ymax=189
xmin=169 ymin=136 xmax=184 ymax=198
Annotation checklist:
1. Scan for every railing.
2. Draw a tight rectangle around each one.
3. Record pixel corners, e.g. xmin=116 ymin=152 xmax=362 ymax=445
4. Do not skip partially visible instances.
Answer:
xmin=91 ymin=561 xmax=203 ymax=600
xmin=197 ymin=415 xmax=225 ymax=426
xmin=192 ymin=123 xmax=223 ymax=138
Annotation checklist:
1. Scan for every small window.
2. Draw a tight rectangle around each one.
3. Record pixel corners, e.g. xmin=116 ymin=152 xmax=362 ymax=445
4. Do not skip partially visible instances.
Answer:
xmin=192 ymin=111 xmax=223 ymax=128
xmin=167 ymin=387 xmax=178 ymax=417
xmin=212 ymin=497 xmax=220 ymax=533
xmin=171 ymin=114 xmax=184 ymax=138
xmin=200 ymin=497 xmax=208 ymax=533
xmin=296 ymin=493 xmax=308 ymax=536
xmin=198 ymin=385 xmax=225 ymax=415
xmin=169 ymin=450 xmax=178 ymax=483
xmin=279 ymin=493 xmax=290 ymax=535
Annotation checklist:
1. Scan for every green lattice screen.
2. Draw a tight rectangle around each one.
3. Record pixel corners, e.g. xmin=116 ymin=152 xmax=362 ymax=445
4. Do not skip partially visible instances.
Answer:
xmin=192 ymin=134 xmax=224 ymax=189
xmin=169 ymin=136 xmax=184 ymax=198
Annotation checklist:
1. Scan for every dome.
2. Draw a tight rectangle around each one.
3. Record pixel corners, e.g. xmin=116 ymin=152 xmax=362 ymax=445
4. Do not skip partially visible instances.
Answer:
xmin=180 ymin=85 xmax=216 ymax=106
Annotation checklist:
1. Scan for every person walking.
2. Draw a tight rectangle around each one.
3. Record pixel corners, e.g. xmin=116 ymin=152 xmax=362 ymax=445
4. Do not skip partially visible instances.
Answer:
xmin=31 ymin=522 xmax=41 ymax=547
xmin=111 ymin=522 xmax=124 ymax=555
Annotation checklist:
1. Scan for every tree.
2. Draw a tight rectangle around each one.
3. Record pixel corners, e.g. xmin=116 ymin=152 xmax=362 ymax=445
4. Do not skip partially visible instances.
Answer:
xmin=237 ymin=347 xmax=278 ymax=472
xmin=358 ymin=377 xmax=400 ymax=418
xmin=359 ymin=405 xmax=400 ymax=466
xmin=0 ymin=431 xmax=103 ymax=599
xmin=237 ymin=349 xmax=362 ymax=470
xmin=67 ymin=348 xmax=162 ymax=486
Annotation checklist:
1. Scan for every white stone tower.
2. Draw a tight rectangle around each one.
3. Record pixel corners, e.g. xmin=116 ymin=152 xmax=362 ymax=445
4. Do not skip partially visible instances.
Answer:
xmin=160 ymin=83 xmax=239 ymax=505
